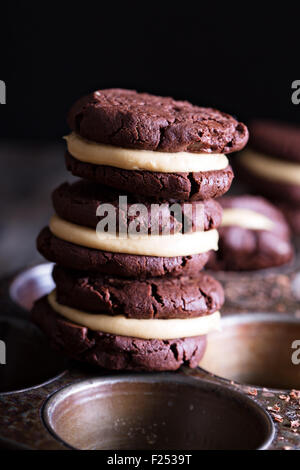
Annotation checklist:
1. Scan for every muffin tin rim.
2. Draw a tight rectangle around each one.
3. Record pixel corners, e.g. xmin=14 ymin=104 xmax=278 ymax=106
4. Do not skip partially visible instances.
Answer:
xmin=9 ymin=262 xmax=54 ymax=309
xmin=0 ymin=313 xmax=69 ymax=396
xmin=198 ymin=312 xmax=300 ymax=392
xmin=42 ymin=372 xmax=276 ymax=451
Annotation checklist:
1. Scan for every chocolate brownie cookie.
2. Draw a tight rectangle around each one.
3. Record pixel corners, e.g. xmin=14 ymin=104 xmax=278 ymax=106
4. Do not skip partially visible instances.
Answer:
xmin=38 ymin=227 xmax=210 ymax=278
xmin=237 ymin=164 xmax=300 ymax=205
xmin=53 ymin=265 xmax=224 ymax=319
xmin=52 ymin=180 xmax=223 ymax=233
xmin=65 ymin=152 xmax=234 ymax=201
xmin=207 ymin=195 xmax=294 ymax=271
xmin=276 ymin=202 xmax=300 ymax=236
xmin=237 ymin=120 xmax=300 ymax=204
xmin=249 ymin=120 xmax=300 ymax=163
xmin=68 ymin=89 xmax=248 ymax=153
xmin=31 ymin=296 xmax=207 ymax=371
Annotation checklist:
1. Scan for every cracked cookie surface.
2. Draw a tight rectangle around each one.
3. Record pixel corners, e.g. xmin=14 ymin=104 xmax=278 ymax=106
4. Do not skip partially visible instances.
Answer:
xmin=65 ymin=152 xmax=234 ymax=201
xmin=37 ymin=227 xmax=210 ymax=277
xmin=68 ymin=89 xmax=248 ymax=153
xmin=31 ymin=296 xmax=207 ymax=371
xmin=52 ymin=180 xmax=223 ymax=233
xmin=53 ymin=265 xmax=224 ymax=319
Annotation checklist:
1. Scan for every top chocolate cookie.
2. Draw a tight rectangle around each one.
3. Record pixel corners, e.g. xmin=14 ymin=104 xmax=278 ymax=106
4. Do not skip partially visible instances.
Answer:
xmin=68 ymin=89 xmax=248 ymax=153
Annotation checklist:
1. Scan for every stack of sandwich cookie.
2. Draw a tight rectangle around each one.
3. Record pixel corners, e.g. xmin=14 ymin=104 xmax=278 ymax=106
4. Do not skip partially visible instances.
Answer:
xmin=31 ymin=89 xmax=248 ymax=371
xmin=33 ymin=184 xmax=223 ymax=370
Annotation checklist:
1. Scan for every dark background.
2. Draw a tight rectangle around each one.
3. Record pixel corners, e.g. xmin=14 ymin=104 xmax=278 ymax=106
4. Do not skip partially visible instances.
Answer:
xmin=1 ymin=3 xmax=300 ymax=139
xmin=0 ymin=3 xmax=299 ymax=275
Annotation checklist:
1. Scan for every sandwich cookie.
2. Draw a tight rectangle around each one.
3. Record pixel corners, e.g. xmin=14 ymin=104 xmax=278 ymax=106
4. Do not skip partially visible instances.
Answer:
xmin=65 ymin=89 xmax=248 ymax=200
xmin=37 ymin=227 xmax=212 ymax=278
xmin=32 ymin=297 xmax=208 ymax=371
xmin=207 ymin=195 xmax=293 ymax=271
xmin=38 ymin=182 xmax=222 ymax=278
xmin=237 ymin=120 xmax=300 ymax=204
xmin=276 ymin=202 xmax=300 ymax=236
xmin=31 ymin=273 xmax=223 ymax=371
xmin=38 ymin=217 xmax=218 ymax=277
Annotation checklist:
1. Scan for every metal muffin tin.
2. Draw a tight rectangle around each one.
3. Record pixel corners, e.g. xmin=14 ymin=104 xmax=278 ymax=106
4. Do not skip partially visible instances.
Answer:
xmin=0 ymin=263 xmax=299 ymax=450
xmin=206 ymin=249 xmax=300 ymax=314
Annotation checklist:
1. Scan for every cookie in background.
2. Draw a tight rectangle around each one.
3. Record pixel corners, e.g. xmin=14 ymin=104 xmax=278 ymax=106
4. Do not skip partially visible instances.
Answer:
xmin=236 ymin=120 xmax=300 ymax=235
xmin=207 ymin=195 xmax=294 ymax=271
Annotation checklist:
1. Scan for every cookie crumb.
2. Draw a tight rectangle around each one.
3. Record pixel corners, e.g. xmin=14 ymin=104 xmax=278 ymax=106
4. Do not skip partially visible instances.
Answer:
xmin=279 ymin=394 xmax=290 ymax=402
xmin=290 ymin=419 xmax=300 ymax=429
xmin=267 ymin=404 xmax=281 ymax=412
xmin=290 ymin=390 xmax=300 ymax=400
xmin=247 ymin=387 xmax=258 ymax=396
xmin=271 ymin=413 xmax=284 ymax=423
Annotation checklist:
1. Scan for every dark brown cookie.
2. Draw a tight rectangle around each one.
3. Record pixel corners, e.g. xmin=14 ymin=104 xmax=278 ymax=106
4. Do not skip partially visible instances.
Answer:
xmin=31 ymin=296 xmax=207 ymax=371
xmin=249 ymin=120 xmax=300 ymax=163
xmin=236 ymin=120 xmax=300 ymax=204
xmin=68 ymin=89 xmax=248 ymax=153
xmin=220 ymin=195 xmax=291 ymax=238
xmin=38 ymin=227 xmax=210 ymax=278
xmin=236 ymin=158 xmax=300 ymax=205
xmin=53 ymin=265 xmax=224 ymax=319
xmin=207 ymin=195 xmax=294 ymax=271
xmin=52 ymin=180 xmax=223 ymax=233
xmin=65 ymin=152 xmax=234 ymax=201
xmin=276 ymin=202 xmax=300 ymax=236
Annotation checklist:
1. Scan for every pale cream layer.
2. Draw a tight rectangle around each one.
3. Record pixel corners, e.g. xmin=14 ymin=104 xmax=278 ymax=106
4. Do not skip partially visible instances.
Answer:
xmin=48 ymin=290 xmax=220 ymax=340
xmin=64 ymin=132 xmax=229 ymax=173
xmin=240 ymin=150 xmax=300 ymax=185
xmin=221 ymin=208 xmax=274 ymax=231
xmin=49 ymin=215 xmax=219 ymax=257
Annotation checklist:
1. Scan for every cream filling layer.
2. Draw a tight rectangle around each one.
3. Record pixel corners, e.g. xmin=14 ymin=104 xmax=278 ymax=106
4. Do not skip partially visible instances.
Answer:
xmin=64 ymin=132 xmax=229 ymax=173
xmin=221 ymin=208 xmax=274 ymax=231
xmin=240 ymin=150 xmax=300 ymax=185
xmin=48 ymin=290 xmax=220 ymax=340
xmin=49 ymin=215 xmax=219 ymax=257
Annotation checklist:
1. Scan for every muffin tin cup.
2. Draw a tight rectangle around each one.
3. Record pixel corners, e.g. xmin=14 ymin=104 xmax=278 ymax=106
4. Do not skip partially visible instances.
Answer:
xmin=42 ymin=374 xmax=274 ymax=450
xmin=9 ymin=262 xmax=55 ymax=311
xmin=0 ymin=263 xmax=299 ymax=449
xmin=198 ymin=313 xmax=300 ymax=390
xmin=0 ymin=315 xmax=67 ymax=395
